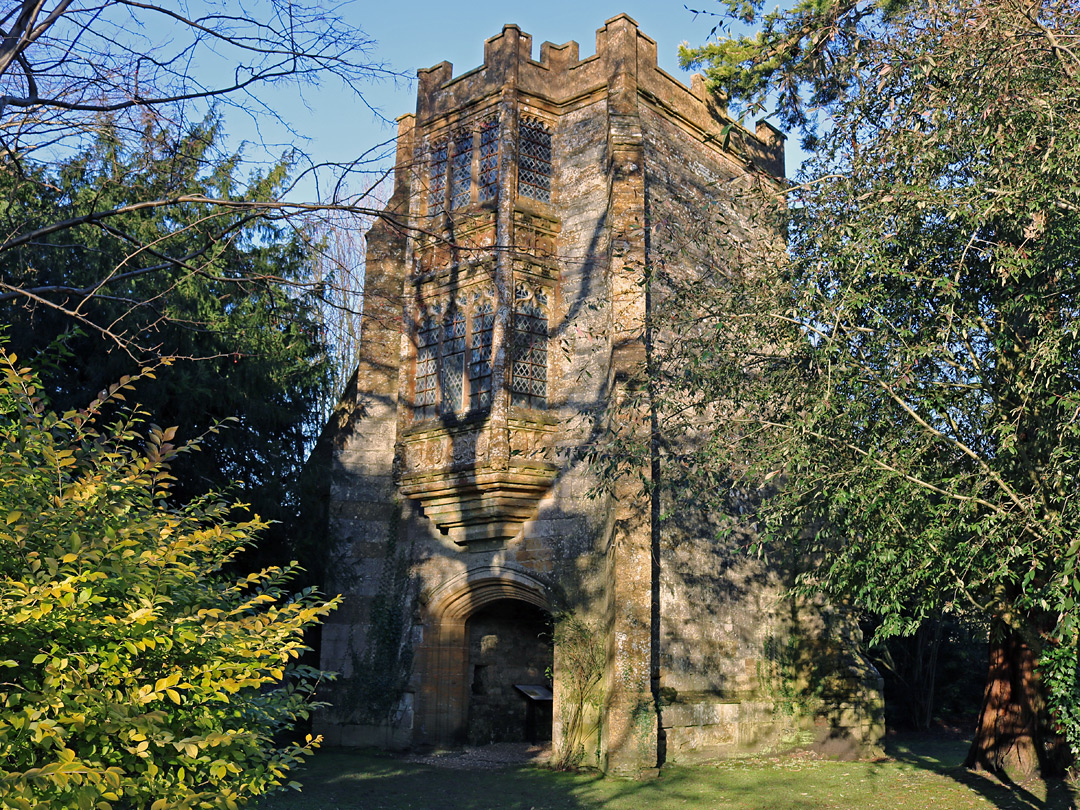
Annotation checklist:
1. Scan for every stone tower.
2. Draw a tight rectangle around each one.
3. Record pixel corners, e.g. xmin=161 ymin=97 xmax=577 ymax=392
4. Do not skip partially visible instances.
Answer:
xmin=314 ymin=15 xmax=883 ymax=774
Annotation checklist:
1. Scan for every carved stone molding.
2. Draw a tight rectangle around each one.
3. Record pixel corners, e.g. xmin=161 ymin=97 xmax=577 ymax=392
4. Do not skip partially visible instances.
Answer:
xmin=398 ymin=416 xmax=557 ymax=546
xmin=415 ymin=210 xmax=497 ymax=275
xmin=508 ymin=418 xmax=556 ymax=466
xmin=401 ymin=424 xmax=492 ymax=474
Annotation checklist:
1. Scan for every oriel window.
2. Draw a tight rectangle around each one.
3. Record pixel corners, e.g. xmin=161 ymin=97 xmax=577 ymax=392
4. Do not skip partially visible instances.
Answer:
xmin=412 ymin=293 xmax=501 ymax=421
xmin=427 ymin=118 xmax=502 ymax=214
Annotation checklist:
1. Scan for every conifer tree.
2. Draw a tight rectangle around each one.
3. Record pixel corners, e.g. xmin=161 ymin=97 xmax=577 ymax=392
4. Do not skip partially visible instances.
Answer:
xmin=2 ymin=117 xmax=335 ymax=574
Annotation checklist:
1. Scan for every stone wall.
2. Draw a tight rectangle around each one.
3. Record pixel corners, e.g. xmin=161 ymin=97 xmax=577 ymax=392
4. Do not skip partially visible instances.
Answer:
xmin=314 ymin=115 xmax=416 ymax=750
xmin=638 ymin=100 xmax=884 ymax=762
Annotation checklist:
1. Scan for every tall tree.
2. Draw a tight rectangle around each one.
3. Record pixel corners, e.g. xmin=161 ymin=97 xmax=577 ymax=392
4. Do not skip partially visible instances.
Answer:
xmin=678 ymin=0 xmax=1080 ymax=777
xmin=0 ymin=1 xmax=398 ymax=577
xmin=2 ymin=116 xmax=336 ymax=574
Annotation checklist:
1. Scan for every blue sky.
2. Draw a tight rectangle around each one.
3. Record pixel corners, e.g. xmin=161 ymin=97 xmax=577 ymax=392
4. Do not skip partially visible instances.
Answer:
xmin=238 ymin=2 xmax=794 ymax=199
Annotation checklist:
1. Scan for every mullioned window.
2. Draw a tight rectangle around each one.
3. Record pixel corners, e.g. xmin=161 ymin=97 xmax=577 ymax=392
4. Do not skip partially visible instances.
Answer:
xmin=413 ymin=291 xmax=499 ymax=420
xmin=427 ymin=115 xmax=501 ymax=214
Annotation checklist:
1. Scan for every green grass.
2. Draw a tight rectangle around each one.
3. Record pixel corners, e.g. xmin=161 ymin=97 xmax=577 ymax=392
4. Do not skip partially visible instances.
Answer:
xmin=256 ymin=736 xmax=1078 ymax=810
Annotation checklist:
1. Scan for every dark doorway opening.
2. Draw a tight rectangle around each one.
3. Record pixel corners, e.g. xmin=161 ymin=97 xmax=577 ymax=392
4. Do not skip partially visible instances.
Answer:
xmin=465 ymin=599 xmax=553 ymax=745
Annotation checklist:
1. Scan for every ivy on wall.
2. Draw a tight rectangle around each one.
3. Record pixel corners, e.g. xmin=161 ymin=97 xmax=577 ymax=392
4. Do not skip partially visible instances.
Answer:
xmin=342 ymin=511 xmax=417 ymax=726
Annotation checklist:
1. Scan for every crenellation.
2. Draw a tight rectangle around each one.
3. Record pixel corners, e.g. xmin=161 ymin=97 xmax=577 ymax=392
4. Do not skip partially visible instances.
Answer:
xmin=411 ymin=15 xmax=781 ymax=176
xmin=539 ymin=40 xmax=578 ymax=69
xmin=417 ymin=61 xmax=453 ymax=98
xmin=482 ymin=24 xmax=532 ymax=75
xmin=752 ymin=119 xmax=787 ymax=177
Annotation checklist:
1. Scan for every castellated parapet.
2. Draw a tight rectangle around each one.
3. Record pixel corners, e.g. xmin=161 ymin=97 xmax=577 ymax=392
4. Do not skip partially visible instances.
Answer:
xmin=313 ymin=14 xmax=882 ymax=774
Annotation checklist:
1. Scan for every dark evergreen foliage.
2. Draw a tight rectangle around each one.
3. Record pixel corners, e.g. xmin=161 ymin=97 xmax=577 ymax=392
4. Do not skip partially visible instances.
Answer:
xmin=0 ymin=116 xmax=335 ymax=575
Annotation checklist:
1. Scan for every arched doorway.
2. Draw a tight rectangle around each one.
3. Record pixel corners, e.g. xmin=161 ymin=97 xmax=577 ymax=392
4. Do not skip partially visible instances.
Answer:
xmin=466 ymin=599 xmax=553 ymax=744
xmin=416 ymin=568 xmax=553 ymax=745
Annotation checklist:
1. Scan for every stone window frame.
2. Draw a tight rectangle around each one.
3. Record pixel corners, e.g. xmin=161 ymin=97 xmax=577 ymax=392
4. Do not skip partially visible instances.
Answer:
xmin=425 ymin=112 xmax=501 ymax=216
xmin=412 ymin=288 xmax=497 ymax=421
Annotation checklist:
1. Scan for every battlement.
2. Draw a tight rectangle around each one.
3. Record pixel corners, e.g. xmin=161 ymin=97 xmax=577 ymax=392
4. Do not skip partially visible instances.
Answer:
xmin=415 ymin=14 xmax=784 ymax=177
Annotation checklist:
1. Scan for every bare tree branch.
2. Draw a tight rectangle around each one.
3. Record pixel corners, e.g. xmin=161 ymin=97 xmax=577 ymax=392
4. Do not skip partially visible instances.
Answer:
xmin=0 ymin=1 xmax=72 ymax=80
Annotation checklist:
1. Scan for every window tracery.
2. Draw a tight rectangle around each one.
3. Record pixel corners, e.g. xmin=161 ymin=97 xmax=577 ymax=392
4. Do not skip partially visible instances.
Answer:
xmin=518 ymin=118 xmax=552 ymax=203
xmin=426 ymin=116 xmax=501 ymax=215
xmin=414 ymin=111 xmax=555 ymax=420
xmin=510 ymin=283 xmax=549 ymax=409
xmin=412 ymin=290 xmax=498 ymax=421
xmin=428 ymin=140 xmax=448 ymax=215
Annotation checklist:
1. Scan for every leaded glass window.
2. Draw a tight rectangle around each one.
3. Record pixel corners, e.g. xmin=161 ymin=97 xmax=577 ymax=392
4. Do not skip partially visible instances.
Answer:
xmin=439 ymin=307 xmax=466 ymax=413
xmin=414 ymin=316 xmax=439 ymax=419
xmin=469 ymin=300 xmax=494 ymax=411
xmin=511 ymin=285 xmax=548 ymax=409
xmin=429 ymin=140 xmax=447 ymax=215
xmin=413 ymin=289 xmax=502 ymax=421
xmin=518 ymin=118 xmax=552 ymax=203
xmin=450 ymin=130 xmax=473 ymax=210
xmin=478 ymin=118 xmax=500 ymax=202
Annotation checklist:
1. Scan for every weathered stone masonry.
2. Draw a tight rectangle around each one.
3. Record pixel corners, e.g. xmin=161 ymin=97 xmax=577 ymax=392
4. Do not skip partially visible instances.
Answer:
xmin=315 ymin=14 xmax=884 ymax=773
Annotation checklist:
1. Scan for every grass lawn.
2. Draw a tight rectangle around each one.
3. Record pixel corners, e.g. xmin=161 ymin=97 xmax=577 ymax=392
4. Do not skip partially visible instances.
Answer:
xmin=256 ymin=735 xmax=1078 ymax=810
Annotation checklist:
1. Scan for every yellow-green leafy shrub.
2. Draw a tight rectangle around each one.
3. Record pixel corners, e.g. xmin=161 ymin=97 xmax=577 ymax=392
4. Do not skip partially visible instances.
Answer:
xmin=0 ymin=352 xmax=339 ymax=809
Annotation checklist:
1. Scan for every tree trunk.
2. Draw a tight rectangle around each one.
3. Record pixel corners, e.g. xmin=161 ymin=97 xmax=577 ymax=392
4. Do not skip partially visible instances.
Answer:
xmin=915 ymin=616 xmax=943 ymax=731
xmin=964 ymin=622 xmax=1070 ymax=778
